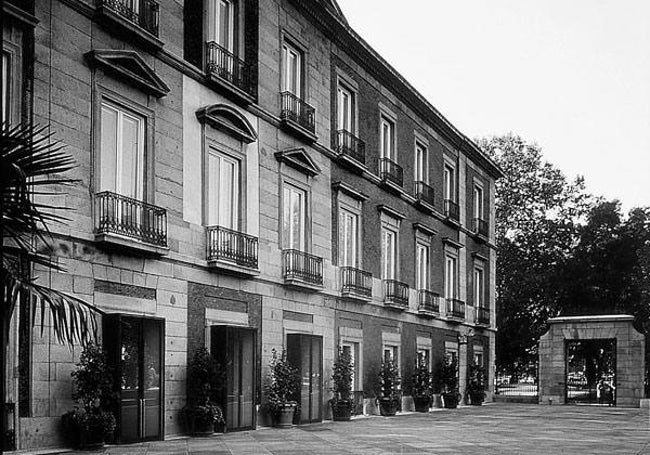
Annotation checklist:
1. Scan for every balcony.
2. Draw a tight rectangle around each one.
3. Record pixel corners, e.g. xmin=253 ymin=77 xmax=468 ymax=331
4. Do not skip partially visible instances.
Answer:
xmin=340 ymin=266 xmax=372 ymax=301
xmin=207 ymin=226 xmax=259 ymax=275
xmin=95 ymin=191 xmax=167 ymax=254
xmin=444 ymin=199 xmax=460 ymax=224
xmin=336 ymin=130 xmax=366 ymax=167
xmin=95 ymin=0 xmax=162 ymax=49
xmin=472 ymin=217 xmax=489 ymax=239
xmin=206 ymin=41 xmax=255 ymax=102
xmin=282 ymin=249 xmax=323 ymax=290
xmin=379 ymin=157 xmax=403 ymax=188
xmin=383 ymin=279 xmax=409 ymax=310
xmin=476 ymin=307 xmax=490 ymax=326
xmin=445 ymin=298 xmax=465 ymax=322
xmin=415 ymin=181 xmax=435 ymax=209
xmin=417 ymin=290 xmax=440 ymax=317
xmin=280 ymin=91 xmax=317 ymax=141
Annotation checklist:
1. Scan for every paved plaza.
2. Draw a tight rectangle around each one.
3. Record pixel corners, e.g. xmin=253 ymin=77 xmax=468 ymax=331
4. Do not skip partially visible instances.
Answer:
xmin=66 ymin=404 xmax=650 ymax=455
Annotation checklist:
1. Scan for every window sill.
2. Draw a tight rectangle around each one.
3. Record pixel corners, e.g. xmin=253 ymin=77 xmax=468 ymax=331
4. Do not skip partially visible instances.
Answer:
xmin=280 ymin=118 xmax=318 ymax=143
xmin=207 ymin=259 xmax=260 ymax=277
xmin=444 ymin=314 xmax=465 ymax=324
xmin=335 ymin=152 xmax=368 ymax=174
xmin=378 ymin=178 xmax=404 ymax=196
xmin=340 ymin=288 xmax=372 ymax=302
xmin=283 ymin=277 xmax=323 ymax=292
xmin=94 ymin=6 xmax=163 ymax=52
xmin=442 ymin=216 xmax=462 ymax=230
xmin=383 ymin=300 xmax=408 ymax=311
xmin=417 ymin=308 xmax=440 ymax=318
xmin=95 ymin=232 xmax=169 ymax=256
xmin=414 ymin=198 xmax=436 ymax=214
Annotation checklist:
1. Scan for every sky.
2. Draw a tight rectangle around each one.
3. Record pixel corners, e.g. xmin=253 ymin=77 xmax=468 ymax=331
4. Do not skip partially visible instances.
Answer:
xmin=336 ymin=0 xmax=650 ymax=212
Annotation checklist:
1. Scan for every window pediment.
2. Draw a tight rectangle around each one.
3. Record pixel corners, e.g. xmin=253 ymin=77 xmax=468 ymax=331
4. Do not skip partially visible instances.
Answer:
xmin=196 ymin=104 xmax=258 ymax=144
xmin=85 ymin=50 xmax=170 ymax=98
xmin=275 ymin=148 xmax=321 ymax=176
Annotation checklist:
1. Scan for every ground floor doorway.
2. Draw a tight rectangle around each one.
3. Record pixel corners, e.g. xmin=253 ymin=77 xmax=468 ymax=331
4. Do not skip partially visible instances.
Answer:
xmin=210 ymin=326 xmax=256 ymax=431
xmin=104 ymin=315 xmax=164 ymax=443
xmin=566 ymin=339 xmax=616 ymax=405
xmin=287 ymin=334 xmax=323 ymax=424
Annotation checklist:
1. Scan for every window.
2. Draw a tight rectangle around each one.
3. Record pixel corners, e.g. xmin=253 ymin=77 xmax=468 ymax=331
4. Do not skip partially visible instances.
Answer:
xmin=1 ymin=52 xmax=10 ymax=125
xmin=444 ymin=164 xmax=456 ymax=201
xmin=415 ymin=142 xmax=428 ymax=183
xmin=337 ymin=83 xmax=355 ymax=133
xmin=380 ymin=115 xmax=395 ymax=160
xmin=208 ymin=0 xmax=235 ymax=51
xmin=282 ymin=183 xmax=306 ymax=250
xmin=417 ymin=348 xmax=430 ymax=369
xmin=415 ymin=243 xmax=429 ymax=290
xmin=474 ymin=266 xmax=484 ymax=307
xmin=339 ymin=208 xmax=358 ymax=267
xmin=341 ymin=342 xmax=360 ymax=391
xmin=474 ymin=351 xmax=484 ymax=368
xmin=207 ymin=149 xmax=239 ymax=230
xmin=444 ymin=254 xmax=457 ymax=299
xmin=282 ymin=41 xmax=302 ymax=98
xmin=474 ymin=185 xmax=484 ymax=220
xmin=100 ymin=101 xmax=146 ymax=200
xmin=383 ymin=345 xmax=399 ymax=364
xmin=381 ymin=227 xmax=397 ymax=280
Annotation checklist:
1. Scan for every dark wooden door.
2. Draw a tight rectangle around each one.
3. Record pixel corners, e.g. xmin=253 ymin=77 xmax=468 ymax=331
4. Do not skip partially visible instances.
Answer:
xmin=105 ymin=315 xmax=164 ymax=443
xmin=211 ymin=326 xmax=256 ymax=430
xmin=287 ymin=334 xmax=322 ymax=424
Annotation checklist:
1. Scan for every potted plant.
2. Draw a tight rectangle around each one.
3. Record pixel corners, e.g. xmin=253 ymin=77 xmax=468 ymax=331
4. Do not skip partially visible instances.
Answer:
xmin=466 ymin=362 xmax=486 ymax=405
xmin=330 ymin=348 xmax=354 ymax=421
xmin=439 ymin=356 xmax=460 ymax=409
xmin=265 ymin=349 xmax=301 ymax=428
xmin=182 ymin=347 xmax=225 ymax=435
xmin=61 ymin=343 xmax=116 ymax=449
xmin=377 ymin=359 xmax=401 ymax=416
xmin=411 ymin=362 xmax=433 ymax=412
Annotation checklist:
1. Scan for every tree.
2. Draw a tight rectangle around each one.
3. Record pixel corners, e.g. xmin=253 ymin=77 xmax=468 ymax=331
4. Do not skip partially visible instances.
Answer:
xmin=477 ymin=134 xmax=595 ymax=375
xmin=1 ymin=124 xmax=102 ymax=449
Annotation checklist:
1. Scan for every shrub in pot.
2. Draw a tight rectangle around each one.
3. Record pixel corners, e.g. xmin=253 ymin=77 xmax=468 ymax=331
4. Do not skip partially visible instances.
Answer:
xmin=466 ymin=362 xmax=486 ymax=405
xmin=330 ymin=348 xmax=354 ymax=421
xmin=61 ymin=343 xmax=116 ymax=449
xmin=377 ymin=359 xmax=400 ymax=416
xmin=411 ymin=362 xmax=433 ymax=412
xmin=265 ymin=349 xmax=301 ymax=428
xmin=439 ymin=356 xmax=460 ymax=409
xmin=181 ymin=347 xmax=225 ymax=435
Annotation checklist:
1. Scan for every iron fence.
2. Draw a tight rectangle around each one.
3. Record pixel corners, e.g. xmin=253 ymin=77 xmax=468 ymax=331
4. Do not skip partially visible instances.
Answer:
xmin=282 ymin=249 xmax=323 ymax=286
xmin=340 ymin=266 xmax=372 ymax=298
xmin=98 ymin=0 xmax=159 ymax=36
xmin=336 ymin=130 xmax=366 ymax=164
xmin=379 ymin=157 xmax=403 ymax=187
xmin=280 ymin=91 xmax=315 ymax=133
xmin=206 ymin=41 xmax=255 ymax=96
xmin=207 ymin=225 xmax=258 ymax=269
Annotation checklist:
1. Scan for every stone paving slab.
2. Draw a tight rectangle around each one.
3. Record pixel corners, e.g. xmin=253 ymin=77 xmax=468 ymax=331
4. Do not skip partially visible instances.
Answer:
xmin=57 ymin=403 xmax=650 ymax=455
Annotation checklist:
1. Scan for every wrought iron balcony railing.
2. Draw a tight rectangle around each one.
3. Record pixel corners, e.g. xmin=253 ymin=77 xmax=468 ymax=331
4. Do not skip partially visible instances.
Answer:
xmin=95 ymin=191 xmax=167 ymax=247
xmin=340 ymin=266 xmax=372 ymax=298
xmin=280 ymin=91 xmax=316 ymax=133
xmin=379 ymin=157 xmax=403 ymax=187
xmin=206 ymin=41 xmax=255 ymax=97
xmin=418 ymin=289 xmax=440 ymax=314
xmin=444 ymin=199 xmax=460 ymax=222
xmin=384 ymin=279 xmax=409 ymax=309
xmin=97 ymin=0 xmax=160 ymax=37
xmin=282 ymin=249 xmax=323 ymax=286
xmin=473 ymin=217 xmax=489 ymax=237
xmin=336 ymin=130 xmax=366 ymax=165
xmin=207 ymin=225 xmax=258 ymax=269
xmin=476 ymin=307 xmax=490 ymax=325
xmin=446 ymin=298 xmax=465 ymax=320
xmin=415 ymin=181 xmax=435 ymax=206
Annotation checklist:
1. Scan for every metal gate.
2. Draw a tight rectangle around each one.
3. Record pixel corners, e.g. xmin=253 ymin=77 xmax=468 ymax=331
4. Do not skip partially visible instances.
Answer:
xmin=565 ymin=339 xmax=616 ymax=405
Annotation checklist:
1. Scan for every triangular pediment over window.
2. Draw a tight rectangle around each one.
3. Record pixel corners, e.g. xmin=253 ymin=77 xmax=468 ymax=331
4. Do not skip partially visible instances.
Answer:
xmin=275 ymin=148 xmax=321 ymax=176
xmin=85 ymin=50 xmax=170 ymax=98
xmin=196 ymin=104 xmax=258 ymax=144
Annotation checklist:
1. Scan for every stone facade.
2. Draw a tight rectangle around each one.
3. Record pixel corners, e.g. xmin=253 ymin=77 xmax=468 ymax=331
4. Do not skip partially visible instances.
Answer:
xmin=539 ymin=315 xmax=646 ymax=407
xmin=3 ymin=0 xmax=501 ymax=450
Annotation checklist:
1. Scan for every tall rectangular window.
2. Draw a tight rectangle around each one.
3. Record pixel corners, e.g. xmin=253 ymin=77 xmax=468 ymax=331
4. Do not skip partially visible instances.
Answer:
xmin=283 ymin=184 xmax=306 ymax=251
xmin=444 ymin=254 xmax=457 ymax=299
xmin=417 ymin=348 xmax=430 ymax=369
xmin=444 ymin=164 xmax=456 ymax=202
xmin=341 ymin=342 xmax=360 ymax=391
xmin=474 ymin=185 xmax=484 ymax=220
xmin=282 ymin=42 xmax=302 ymax=98
xmin=100 ymin=101 xmax=145 ymax=200
xmin=1 ymin=52 xmax=10 ymax=125
xmin=337 ymin=84 xmax=354 ymax=133
xmin=339 ymin=209 xmax=358 ymax=267
xmin=383 ymin=345 xmax=398 ymax=363
xmin=208 ymin=0 xmax=235 ymax=51
xmin=207 ymin=150 xmax=240 ymax=230
xmin=474 ymin=267 xmax=484 ymax=307
xmin=415 ymin=142 xmax=427 ymax=183
xmin=382 ymin=227 xmax=397 ymax=280
xmin=416 ymin=243 xmax=429 ymax=290
xmin=380 ymin=116 xmax=395 ymax=160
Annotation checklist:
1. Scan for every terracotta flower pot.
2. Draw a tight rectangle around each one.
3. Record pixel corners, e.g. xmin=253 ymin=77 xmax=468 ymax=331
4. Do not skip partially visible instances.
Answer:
xmin=275 ymin=402 xmax=297 ymax=428
xmin=413 ymin=395 xmax=431 ymax=412
xmin=331 ymin=399 xmax=352 ymax=421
